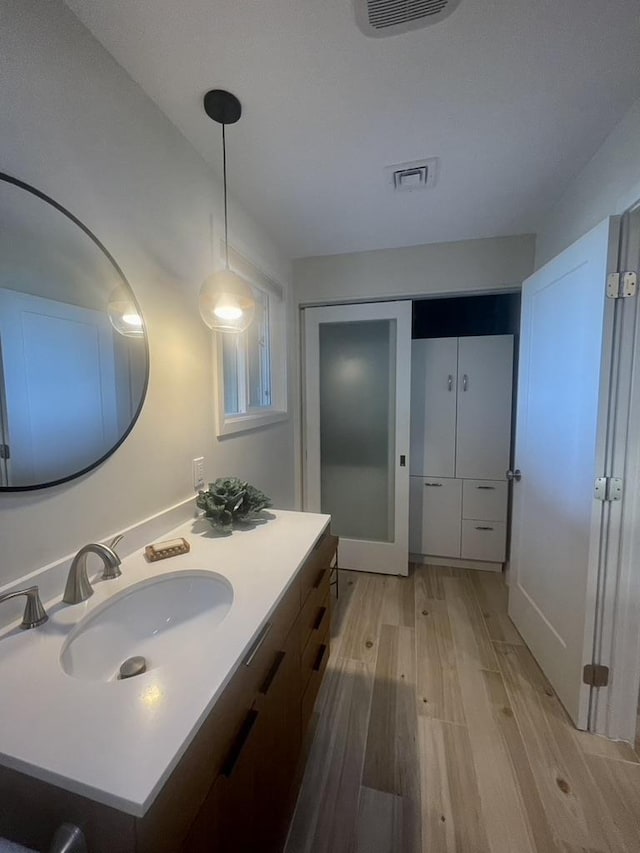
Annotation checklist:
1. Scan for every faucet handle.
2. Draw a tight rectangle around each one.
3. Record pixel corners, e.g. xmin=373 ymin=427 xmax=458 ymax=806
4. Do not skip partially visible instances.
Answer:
xmin=102 ymin=534 xmax=123 ymax=580
xmin=0 ymin=585 xmax=48 ymax=629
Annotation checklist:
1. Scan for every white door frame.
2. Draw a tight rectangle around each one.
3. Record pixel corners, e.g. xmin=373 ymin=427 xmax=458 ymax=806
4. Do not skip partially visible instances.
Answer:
xmin=303 ymin=300 xmax=412 ymax=575
xmin=593 ymin=205 xmax=640 ymax=743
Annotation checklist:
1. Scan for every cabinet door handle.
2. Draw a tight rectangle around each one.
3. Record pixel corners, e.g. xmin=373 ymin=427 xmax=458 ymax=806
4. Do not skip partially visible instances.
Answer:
xmin=313 ymin=606 xmax=328 ymax=631
xmin=462 ymin=374 xmax=468 ymax=392
xmin=313 ymin=567 xmax=326 ymax=589
xmin=259 ymin=650 xmax=286 ymax=696
xmin=475 ymin=526 xmax=494 ymax=531
xmin=425 ymin=482 xmax=442 ymax=487
xmin=242 ymin=621 xmax=272 ymax=667
xmin=447 ymin=374 xmax=453 ymax=392
xmin=222 ymin=709 xmax=259 ymax=778
xmin=313 ymin=643 xmax=328 ymax=672
xmin=476 ymin=485 xmax=496 ymax=490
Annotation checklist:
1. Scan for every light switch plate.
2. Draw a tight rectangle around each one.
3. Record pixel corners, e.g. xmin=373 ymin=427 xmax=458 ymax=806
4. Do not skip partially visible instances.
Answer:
xmin=192 ymin=457 xmax=205 ymax=491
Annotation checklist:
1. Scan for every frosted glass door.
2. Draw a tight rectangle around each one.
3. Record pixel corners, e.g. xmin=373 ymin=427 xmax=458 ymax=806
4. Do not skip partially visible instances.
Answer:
xmin=305 ymin=301 xmax=411 ymax=575
xmin=319 ymin=320 xmax=395 ymax=543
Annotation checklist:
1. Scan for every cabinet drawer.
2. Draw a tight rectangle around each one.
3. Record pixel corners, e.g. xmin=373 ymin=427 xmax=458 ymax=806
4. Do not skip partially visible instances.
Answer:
xmin=410 ymin=476 xmax=462 ymax=558
xmin=238 ymin=574 xmax=300 ymax=711
xmin=301 ymin=592 xmax=330 ymax=683
xmin=299 ymin=569 xmax=330 ymax=652
xmin=461 ymin=520 xmax=506 ymax=563
xmin=462 ymin=480 xmax=507 ymax=522
xmin=299 ymin=531 xmax=337 ymax=606
xmin=301 ymin=619 xmax=330 ymax=733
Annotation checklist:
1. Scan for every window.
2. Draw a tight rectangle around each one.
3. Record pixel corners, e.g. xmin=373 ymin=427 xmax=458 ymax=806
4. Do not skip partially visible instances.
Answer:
xmin=215 ymin=244 xmax=288 ymax=436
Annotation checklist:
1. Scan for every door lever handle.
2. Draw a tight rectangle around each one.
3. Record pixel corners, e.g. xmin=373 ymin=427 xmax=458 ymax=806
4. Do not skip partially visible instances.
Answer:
xmin=462 ymin=374 xmax=468 ymax=392
xmin=447 ymin=374 xmax=453 ymax=392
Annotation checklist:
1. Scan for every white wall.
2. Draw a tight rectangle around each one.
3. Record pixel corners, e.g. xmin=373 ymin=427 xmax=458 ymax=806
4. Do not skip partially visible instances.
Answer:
xmin=536 ymin=97 xmax=640 ymax=267
xmin=291 ymin=234 xmax=535 ymax=511
xmin=0 ymin=0 xmax=294 ymax=585
xmin=293 ymin=234 xmax=535 ymax=306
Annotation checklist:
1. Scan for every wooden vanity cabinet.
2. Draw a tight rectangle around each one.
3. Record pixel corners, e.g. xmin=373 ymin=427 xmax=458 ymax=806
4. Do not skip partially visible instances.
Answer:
xmin=183 ymin=621 xmax=302 ymax=853
xmin=0 ymin=530 xmax=336 ymax=853
xmin=144 ymin=528 xmax=337 ymax=853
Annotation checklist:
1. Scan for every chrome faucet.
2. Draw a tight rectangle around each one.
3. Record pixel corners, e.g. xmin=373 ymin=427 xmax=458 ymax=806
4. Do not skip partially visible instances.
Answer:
xmin=63 ymin=535 xmax=123 ymax=605
xmin=0 ymin=585 xmax=48 ymax=629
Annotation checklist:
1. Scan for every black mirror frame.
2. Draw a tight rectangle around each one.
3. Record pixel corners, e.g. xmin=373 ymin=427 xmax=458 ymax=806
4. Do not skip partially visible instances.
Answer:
xmin=0 ymin=172 xmax=150 ymax=492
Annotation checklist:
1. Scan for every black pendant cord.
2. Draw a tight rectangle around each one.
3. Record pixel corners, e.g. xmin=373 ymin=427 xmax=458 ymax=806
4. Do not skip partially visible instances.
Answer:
xmin=203 ymin=89 xmax=241 ymax=272
xmin=222 ymin=123 xmax=229 ymax=270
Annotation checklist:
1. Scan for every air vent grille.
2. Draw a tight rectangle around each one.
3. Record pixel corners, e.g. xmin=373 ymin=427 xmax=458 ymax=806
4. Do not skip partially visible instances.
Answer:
xmin=385 ymin=158 xmax=439 ymax=192
xmin=355 ymin=0 xmax=461 ymax=37
xmin=368 ymin=0 xmax=448 ymax=29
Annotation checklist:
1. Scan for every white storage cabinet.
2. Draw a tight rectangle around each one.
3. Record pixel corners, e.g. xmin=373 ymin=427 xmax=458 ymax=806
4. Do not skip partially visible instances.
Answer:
xmin=409 ymin=335 xmax=513 ymax=569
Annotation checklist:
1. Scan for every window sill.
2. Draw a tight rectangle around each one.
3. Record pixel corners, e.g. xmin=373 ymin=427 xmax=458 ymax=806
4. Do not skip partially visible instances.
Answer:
xmin=217 ymin=409 xmax=289 ymax=438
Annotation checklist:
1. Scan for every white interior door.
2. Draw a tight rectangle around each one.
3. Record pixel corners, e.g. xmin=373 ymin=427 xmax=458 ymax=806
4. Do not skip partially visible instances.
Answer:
xmin=509 ymin=217 xmax=619 ymax=728
xmin=304 ymin=301 xmax=411 ymax=575
xmin=0 ymin=288 xmax=118 ymax=486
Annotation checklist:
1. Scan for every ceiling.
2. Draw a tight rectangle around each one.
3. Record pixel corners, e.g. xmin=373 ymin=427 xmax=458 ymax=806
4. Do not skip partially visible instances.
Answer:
xmin=64 ymin=0 xmax=640 ymax=259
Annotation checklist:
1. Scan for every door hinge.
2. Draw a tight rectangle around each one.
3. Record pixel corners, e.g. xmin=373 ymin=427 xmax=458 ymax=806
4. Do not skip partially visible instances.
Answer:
xmin=583 ymin=663 xmax=609 ymax=687
xmin=606 ymin=271 xmax=637 ymax=299
xmin=0 ymin=444 xmax=9 ymax=460
xmin=594 ymin=476 xmax=623 ymax=501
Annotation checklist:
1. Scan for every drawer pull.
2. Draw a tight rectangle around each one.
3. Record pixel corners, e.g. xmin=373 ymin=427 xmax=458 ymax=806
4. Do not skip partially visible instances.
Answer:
xmin=313 ymin=606 xmax=328 ymax=631
xmin=222 ymin=709 xmax=259 ymax=778
xmin=424 ymin=482 xmax=442 ymax=487
xmin=476 ymin=485 xmax=496 ymax=490
xmin=312 ymin=568 xmax=326 ymax=589
xmin=260 ymin=650 xmax=286 ymax=696
xmin=242 ymin=621 xmax=272 ymax=667
xmin=313 ymin=643 xmax=328 ymax=672
xmin=475 ymin=526 xmax=494 ymax=531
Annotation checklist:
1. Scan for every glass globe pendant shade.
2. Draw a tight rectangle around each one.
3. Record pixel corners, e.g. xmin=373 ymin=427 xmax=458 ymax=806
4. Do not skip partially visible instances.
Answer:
xmin=107 ymin=286 xmax=145 ymax=337
xmin=199 ymin=267 xmax=255 ymax=333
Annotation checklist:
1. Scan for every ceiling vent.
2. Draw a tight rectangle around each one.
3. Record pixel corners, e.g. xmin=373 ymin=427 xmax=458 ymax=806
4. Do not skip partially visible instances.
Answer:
xmin=355 ymin=0 xmax=462 ymax=38
xmin=386 ymin=158 xmax=439 ymax=192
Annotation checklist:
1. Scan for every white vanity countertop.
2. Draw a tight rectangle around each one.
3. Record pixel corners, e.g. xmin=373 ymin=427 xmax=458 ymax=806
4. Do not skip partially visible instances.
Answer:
xmin=0 ymin=509 xmax=330 ymax=817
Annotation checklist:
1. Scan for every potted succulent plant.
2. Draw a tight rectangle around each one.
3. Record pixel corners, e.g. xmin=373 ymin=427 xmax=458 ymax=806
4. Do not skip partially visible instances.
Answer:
xmin=196 ymin=477 xmax=272 ymax=534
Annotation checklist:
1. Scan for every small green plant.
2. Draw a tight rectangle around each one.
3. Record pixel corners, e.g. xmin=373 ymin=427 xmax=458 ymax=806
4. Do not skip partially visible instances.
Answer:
xmin=196 ymin=477 xmax=272 ymax=533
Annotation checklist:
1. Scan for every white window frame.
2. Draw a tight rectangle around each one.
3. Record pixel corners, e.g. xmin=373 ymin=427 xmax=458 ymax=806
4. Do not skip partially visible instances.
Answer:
xmin=214 ymin=242 xmax=288 ymax=437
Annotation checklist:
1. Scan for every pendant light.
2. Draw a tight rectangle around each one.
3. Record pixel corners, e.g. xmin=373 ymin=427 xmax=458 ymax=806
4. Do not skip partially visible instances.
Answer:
xmin=199 ymin=89 xmax=255 ymax=333
xmin=107 ymin=285 xmax=144 ymax=337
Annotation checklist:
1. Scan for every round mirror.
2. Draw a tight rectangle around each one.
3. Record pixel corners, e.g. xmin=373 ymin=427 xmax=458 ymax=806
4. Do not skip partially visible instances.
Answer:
xmin=0 ymin=173 xmax=149 ymax=491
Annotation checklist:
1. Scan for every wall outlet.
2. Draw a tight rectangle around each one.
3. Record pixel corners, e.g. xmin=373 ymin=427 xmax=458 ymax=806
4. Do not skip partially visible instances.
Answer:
xmin=192 ymin=457 xmax=205 ymax=491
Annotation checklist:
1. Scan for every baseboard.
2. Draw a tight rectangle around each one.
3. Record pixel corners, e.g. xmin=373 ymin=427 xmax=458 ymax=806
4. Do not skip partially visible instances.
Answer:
xmin=409 ymin=553 xmax=503 ymax=573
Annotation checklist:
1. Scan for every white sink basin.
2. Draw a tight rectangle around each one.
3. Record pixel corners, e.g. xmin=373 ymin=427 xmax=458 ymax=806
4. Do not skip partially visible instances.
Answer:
xmin=60 ymin=571 xmax=233 ymax=682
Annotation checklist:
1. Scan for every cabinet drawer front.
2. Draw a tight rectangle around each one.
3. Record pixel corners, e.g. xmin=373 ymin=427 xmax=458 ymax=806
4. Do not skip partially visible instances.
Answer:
xmin=301 ymin=596 xmax=330 ymax=694
xmin=301 ymin=620 xmax=330 ymax=733
xmin=299 ymin=531 xmax=337 ymax=605
xmin=239 ymin=574 xmax=300 ymax=702
xmin=461 ymin=520 xmax=506 ymax=562
xmin=462 ymin=480 xmax=508 ymax=521
xmin=299 ymin=568 xmax=331 ymax=652
xmin=413 ymin=477 xmax=462 ymax=558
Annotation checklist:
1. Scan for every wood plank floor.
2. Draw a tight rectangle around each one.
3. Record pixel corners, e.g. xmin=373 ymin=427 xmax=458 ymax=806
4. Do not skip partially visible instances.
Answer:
xmin=285 ymin=565 xmax=640 ymax=853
